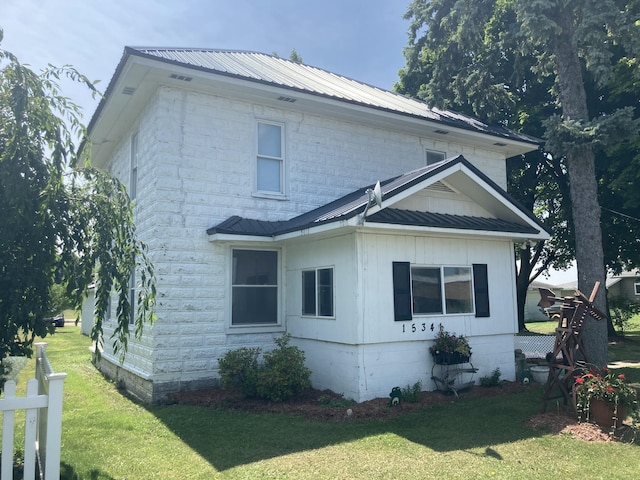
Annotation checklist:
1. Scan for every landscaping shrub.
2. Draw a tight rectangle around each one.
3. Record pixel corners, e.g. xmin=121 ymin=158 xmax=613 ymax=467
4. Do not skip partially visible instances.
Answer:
xmin=256 ymin=334 xmax=311 ymax=402
xmin=480 ymin=368 xmax=502 ymax=387
xmin=217 ymin=346 xmax=260 ymax=397
xmin=401 ymin=381 xmax=423 ymax=403
xmin=608 ymin=296 xmax=640 ymax=336
xmin=218 ymin=334 xmax=311 ymax=402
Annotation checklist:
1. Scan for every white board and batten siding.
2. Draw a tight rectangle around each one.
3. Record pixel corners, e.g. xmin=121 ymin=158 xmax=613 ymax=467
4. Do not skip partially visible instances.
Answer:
xmin=287 ymin=231 xmax=518 ymax=402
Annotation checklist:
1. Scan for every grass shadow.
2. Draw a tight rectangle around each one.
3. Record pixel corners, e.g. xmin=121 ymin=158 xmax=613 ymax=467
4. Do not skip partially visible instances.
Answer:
xmin=149 ymin=387 xmax=549 ymax=472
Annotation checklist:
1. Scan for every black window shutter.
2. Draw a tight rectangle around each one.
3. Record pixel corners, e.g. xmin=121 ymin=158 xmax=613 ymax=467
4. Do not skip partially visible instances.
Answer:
xmin=393 ymin=262 xmax=412 ymax=321
xmin=473 ymin=264 xmax=490 ymax=317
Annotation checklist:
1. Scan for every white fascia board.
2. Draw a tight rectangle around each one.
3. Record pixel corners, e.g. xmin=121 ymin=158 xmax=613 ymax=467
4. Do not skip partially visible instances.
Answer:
xmin=360 ymin=222 xmax=548 ymax=241
xmin=455 ymin=163 xmax=546 ymax=233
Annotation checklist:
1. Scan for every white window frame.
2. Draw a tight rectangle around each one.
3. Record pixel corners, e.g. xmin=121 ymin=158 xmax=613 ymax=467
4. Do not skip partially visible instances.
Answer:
xmin=634 ymin=282 xmax=640 ymax=295
xmin=302 ymin=267 xmax=335 ymax=318
xmin=410 ymin=265 xmax=474 ymax=316
xmin=256 ymin=120 xmax=285 ymax=196
xmin=426 ymin=149 xmax=446 ymax=166
xmin=230 ymin=248 xmax=282 ymax=328
xmin=130 ymin=132 xmax=138 ymax=200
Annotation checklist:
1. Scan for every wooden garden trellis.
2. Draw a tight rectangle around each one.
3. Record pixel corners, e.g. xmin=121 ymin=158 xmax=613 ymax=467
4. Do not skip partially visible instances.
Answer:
xmin=537 ymin=282 xmax=606 ymax=412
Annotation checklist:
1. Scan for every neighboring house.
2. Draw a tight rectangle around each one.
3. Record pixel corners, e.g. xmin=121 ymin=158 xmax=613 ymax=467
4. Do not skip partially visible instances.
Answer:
xmin=607 ymin=271 xmax=640 ymax=303
xmin=86 ymin=47 xmax=550 ymax=403
xmin=524 ymin=280 xmax=576 ymax=323
xmin=524 ymin=271 xmax=640 ymax=325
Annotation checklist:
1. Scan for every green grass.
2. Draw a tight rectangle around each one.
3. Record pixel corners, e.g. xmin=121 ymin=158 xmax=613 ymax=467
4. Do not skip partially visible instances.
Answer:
xmin=5 ymin=325 xmax=640 ymax=479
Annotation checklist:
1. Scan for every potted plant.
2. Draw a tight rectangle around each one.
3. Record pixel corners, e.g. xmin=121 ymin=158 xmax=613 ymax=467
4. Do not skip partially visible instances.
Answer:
xmin=574 ymin=365 xmax=639 ymax=430
xmin=429 ymin=325 xmax=472 ymax=365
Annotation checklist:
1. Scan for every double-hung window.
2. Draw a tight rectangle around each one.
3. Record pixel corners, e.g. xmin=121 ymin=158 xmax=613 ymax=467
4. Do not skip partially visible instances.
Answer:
xmin=302 ymin=267 xmax=334 ymax=317
xmin=257 ymin=121 xmax=284 ymax=194
xmin=231 ymin=249 xmax=279 ymax=325
xmin=635 ymin=282 xmax=640 ymax=295
xmin=393 ymin=263 xmax=489 ymax=320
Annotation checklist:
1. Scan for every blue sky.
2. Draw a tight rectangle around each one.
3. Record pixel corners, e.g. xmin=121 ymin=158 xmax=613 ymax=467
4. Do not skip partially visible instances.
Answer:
xmin=1 ymin=0 xmax=410 ymax=121
xmin=1 ymin=1 xmax=577 ymax=284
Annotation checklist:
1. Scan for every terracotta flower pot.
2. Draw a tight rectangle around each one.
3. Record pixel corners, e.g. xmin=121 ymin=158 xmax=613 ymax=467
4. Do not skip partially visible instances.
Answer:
xmin=588 ymin=398 xmax=628 ymax=429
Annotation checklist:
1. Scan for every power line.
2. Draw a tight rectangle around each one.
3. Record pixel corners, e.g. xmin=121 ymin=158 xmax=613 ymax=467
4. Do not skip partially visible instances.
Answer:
xmin=602 ymin=207 xmax=640 ymax=223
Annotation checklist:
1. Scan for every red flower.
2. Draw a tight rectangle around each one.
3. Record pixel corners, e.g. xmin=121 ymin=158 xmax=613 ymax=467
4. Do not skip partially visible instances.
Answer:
xmin=575 ymin=377 xmax=584 ymax=384
xmin=607 ymin=386 xmax=615 ymax=393
xmin=618 ymin=374 xmax=626 ymax=381
xmin=601 ymin=368 xmax=609 ymax=374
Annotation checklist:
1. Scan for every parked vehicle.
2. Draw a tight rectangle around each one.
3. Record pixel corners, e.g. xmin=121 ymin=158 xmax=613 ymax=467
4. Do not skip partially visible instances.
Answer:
xmin=543 ymin=304 xmax=562 ymax=320
xmin=44 ymin=314 xmax=65 ymax=327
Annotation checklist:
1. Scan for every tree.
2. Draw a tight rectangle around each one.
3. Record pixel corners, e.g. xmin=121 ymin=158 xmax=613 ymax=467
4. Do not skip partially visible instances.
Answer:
xmin=397 ymin=1 xmax=640 ymax=365
xmin=0 ymin=30 xmax=155 ymax=378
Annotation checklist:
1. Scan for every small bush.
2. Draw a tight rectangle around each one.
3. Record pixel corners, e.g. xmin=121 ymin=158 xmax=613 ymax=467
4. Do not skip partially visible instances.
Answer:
xmin=218 ymin=334 xmax=311 ymax=402
xmin=401 ymin=381 xmax=423 ymax=403
xmin=318 ymin=393 xmax=356 ymax=408
xmin=480 ymin=368 xmax=502 ymax=387
xmin=256 ymin=334 xmax=311 ymax=402
xmin=218 ymin=346 xmax=260 ymax=397
xmin=609 ymin=296 xmax=640 ymax=336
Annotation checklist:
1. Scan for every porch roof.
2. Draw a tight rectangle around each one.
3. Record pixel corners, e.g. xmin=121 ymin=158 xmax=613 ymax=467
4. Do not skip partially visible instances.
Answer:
xmin=207 ymin=155 xmax=549 ymax=241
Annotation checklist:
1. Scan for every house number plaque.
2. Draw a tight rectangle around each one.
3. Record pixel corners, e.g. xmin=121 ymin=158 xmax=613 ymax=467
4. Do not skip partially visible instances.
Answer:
xmin=401 ymin=322 xmax=435 ymax=334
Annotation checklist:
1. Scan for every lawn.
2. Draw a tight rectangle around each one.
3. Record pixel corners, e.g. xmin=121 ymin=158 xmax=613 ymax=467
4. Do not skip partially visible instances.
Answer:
xmin=5 ymin=322 xmax=640 ymax=479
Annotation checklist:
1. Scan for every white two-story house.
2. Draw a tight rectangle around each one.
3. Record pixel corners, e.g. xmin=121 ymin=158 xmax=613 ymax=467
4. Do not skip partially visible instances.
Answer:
xmin=86 ymin=47 xmax=549 ymax=403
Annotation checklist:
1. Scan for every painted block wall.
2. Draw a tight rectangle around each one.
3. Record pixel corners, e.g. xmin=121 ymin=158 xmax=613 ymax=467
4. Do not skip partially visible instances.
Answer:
xmin=98 ymin=84 xmax=517 ymax=400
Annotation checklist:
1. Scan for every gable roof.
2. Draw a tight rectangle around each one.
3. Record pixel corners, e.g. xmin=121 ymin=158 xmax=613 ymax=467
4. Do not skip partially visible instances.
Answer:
xmin=124 ymin=47 xmax=538 ymax=146
xmin=87 ymin=47 xmax=540 ymax=165
xmin=207 ymin=155 xmax=550 ymax=242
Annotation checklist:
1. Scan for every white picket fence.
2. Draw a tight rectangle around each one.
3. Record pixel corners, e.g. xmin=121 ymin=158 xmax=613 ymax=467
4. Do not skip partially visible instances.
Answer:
xmin=1 ymin=343 xmax=66 ymax=480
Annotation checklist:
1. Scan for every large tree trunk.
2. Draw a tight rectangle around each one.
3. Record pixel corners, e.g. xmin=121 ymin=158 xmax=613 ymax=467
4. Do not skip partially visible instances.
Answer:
xmin=553 ymin=8 xmax=608 ymax=367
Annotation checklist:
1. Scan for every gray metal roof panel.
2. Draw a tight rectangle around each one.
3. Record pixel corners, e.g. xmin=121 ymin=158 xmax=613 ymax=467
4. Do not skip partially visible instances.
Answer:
xmin=128 ymin=47 xmax=539 ymax=145
xmin=365 ymin=209 xmax=540 ymax=234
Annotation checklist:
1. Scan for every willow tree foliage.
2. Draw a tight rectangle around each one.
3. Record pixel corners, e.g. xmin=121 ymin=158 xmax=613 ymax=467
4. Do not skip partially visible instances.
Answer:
xmin=0 ymin=31 xmax=155 ymax=372
xmin=397 ymin=0 xmax=640 ymax=364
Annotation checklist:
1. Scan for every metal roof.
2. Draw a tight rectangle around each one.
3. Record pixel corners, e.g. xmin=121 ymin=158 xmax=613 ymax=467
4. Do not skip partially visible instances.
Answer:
xmin=127 ymin=47 xmax=539 ymax=146
xmin=207 ymin=155 xmax=547 ymax=239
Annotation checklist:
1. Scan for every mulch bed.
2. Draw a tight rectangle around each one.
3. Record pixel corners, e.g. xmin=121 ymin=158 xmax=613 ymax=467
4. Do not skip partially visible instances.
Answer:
xmin=167 ymin=382 xmax=633 ymax=442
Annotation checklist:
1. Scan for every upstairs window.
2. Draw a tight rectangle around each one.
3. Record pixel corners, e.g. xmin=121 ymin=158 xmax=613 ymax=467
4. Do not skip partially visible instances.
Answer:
xmin=302 ymin=267 xmax=334 ymax=317
xmin=426 ymin=149 xmax=446 ymax=165
xmin=257 ymin=121 xmax=284 ymax=194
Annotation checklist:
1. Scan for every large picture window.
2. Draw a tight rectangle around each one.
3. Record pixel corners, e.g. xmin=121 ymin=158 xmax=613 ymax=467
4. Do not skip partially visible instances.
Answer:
xmin=257 ymin=121 xmax=284 ymax=194
xmin=302 ymin=267 xmax=334 ymax=317
xmin=411 ymin=266 xmax=472 ymax=315
xmin=393 ymin=262 xmax=488 ymax=320
xmin=232 ymin=249 xmax=279 ymax=325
